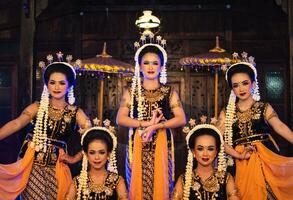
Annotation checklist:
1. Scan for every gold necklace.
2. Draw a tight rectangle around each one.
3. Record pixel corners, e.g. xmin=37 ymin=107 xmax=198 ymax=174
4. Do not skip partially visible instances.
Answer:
xmin=194 ymin=170 xmax=220 ymax=193
xmin=48 ymin=104 xmax=65 ymax=121
xmin=89 ymin=172 xmax=108 ymax=194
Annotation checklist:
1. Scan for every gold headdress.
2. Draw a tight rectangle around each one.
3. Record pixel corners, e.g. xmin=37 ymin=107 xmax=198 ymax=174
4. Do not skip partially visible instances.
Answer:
xmin=182 ymin=117 xmax=227 ymax=200
xmin=134 ymin=34 xmax=167 ymax=84
xmin=77 ymin=118 xmax=117 ymax=199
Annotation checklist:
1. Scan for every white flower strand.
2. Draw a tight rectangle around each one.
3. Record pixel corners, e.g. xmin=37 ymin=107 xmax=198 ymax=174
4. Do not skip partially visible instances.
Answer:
xmin=129 ymin=66 xmax=139 ymax=139
xmin=77 ymin=153 xmax=89 ymax=200
xmin=137 ymin=70 xmax=144 ymax=121
xmin=183 ymin=150 xmax=193 ymax=200
xmin=31 ymin=85 xmax=49 ymax=152
xmin=68 ymin=86 xmax=75 ymax=105
xmin=224 ymin=90 xmax=236 ymax=166
xmin=107 ymin=147 xmax=118 ymax=173
xmin=160 ymin=65 xmax=167 ymax=84
xmin=252 ymin=78 xmax=260 ymax=101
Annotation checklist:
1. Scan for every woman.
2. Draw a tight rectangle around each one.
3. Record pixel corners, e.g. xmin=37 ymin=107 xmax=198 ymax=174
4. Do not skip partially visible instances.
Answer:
xmin=217 ymin=61 xmax=293 ymax=199
xmin=116 ymin=36 xmax=186 ymax=200
xmin=65 ymin=126 xmax=128 ymax=200
xmin=172 ymin=124 xmax=239 ymax=200
xmin=0 ymin=55 xmax=91 ymax=200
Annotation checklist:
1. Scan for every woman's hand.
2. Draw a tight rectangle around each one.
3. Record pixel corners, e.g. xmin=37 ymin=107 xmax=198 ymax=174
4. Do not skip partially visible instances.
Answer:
xmin=238 ymin=145 xmax=255 ymax=160
xmin=141 ymin=125 xmax=156 ymax=143
xmin=59 ymin=153 xmax=81 ymax=164
xmin=239 ymin=150 xmax=251 ymax=160
xmin=149 ymin=108 xmax=164 ymax=126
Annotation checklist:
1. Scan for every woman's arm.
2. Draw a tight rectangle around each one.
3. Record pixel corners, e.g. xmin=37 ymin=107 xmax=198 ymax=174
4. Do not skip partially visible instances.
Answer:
xmin=65 ymin=180 xmax=77 ymax=200
xmin=76 ymin=108 xmax=92 ymax=130
xmin=0 ymin=103 xmax=38 ymax=140
xmin=226 ymin=174 xmax=240 ymax=200
xmin=166 ymin=89 xmax=186 ymax=128
xmin=116 ymin=89 xmax=154 ymax=128
xmin=116 ymin=176 xmax=128 ymax=200
xmin=265 ymin=104 xmax=293 ymax=144
xmin=172 ymin=175 xmax=183 ymax=200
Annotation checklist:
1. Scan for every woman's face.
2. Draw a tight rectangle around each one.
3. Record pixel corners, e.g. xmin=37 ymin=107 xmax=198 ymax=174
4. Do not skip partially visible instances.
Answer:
xmin=47 ymin=72 xmax=69 ymax=100
xmin=193 ymin=135 xmax=217 ymax=168
xmin=231 ymin=73 xmax=254 ymax=101
xmin=86 ymin=139 xmax=109 ymax=171
xmin=140 ymin=52 xmax=162 ymax=81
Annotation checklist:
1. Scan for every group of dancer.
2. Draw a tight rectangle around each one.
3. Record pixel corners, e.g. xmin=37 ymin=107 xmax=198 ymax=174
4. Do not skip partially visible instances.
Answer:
xmin=0 ymin=33 xmax=293 ymax=200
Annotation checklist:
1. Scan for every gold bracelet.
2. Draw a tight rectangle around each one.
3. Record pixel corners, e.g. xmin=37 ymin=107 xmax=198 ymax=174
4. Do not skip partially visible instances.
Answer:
xmin=138 ymin=120 xmax=142 ymax=128
xmin=266 ymin=111 xmax=278 ymax=121
xmin=22 ymin=110 xmax=33 ymax=119
xmin=228 ymin=188 xmax=239 ymax=197
xmin=161 ymin=121 xmax=166 ymax=129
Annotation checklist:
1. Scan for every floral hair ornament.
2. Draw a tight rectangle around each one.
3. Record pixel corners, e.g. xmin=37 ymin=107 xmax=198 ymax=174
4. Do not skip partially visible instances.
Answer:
xmin=31 ymin=52 xmax=78 ymax=153
xmin=182 ymin=116 xmax=227 ymax=200
xmin=223 ymin=52 xmax=259 ymax=166
xmin=77 ymin=118 xmax=118 ymax=199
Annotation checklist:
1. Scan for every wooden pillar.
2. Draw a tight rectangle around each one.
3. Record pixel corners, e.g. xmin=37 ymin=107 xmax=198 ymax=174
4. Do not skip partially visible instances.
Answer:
xmin=19 ymin=0 xmax=35 ymax=109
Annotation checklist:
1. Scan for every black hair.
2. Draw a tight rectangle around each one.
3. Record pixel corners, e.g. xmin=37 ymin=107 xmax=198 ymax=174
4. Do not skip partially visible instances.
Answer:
xmin=43 ymin=63 xmax=76 ymax=87
xmin=82 ymin=129 xmax=114 ymax=153
xmin=188 ymin=128 xmax=221 ymax=151
xmin=138 ymin=45 xmax=164 ymax=66
xmin=227 ymin=63 xmax=255 ymax=88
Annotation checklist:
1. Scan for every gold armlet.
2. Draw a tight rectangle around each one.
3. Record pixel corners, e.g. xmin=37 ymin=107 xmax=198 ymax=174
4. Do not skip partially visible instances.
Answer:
xmin=172 ymin=189 xmax=182 ymax=199
xmin=121 ymin=102 xmax=131 ymax=109
xmin=138 ymin=120 xmax=142 ymax=128
xmin=228 ymin=188 xmax=239 ymax=198
xmin=266 ymin=111 xmax=278 ymax=121
xmin=170 ymin=100 xmax=182 ymax=109
xmin=78 ymin=119 xmax=92 ymax=134
xmin=120 ymin=98 xmax=131 ymax=109
xmin=118 ymin=192 xmax=128 ymax=200
xmin=160 ymin=121 xmax=166 ymax=129
xmin=82 ymin=119 xmax=92 ymax=129
xmin=22 ymin=110 xmax=33 ymax=119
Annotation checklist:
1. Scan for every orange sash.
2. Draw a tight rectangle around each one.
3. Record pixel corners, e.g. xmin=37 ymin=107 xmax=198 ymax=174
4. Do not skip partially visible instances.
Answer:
xmin=0 ymin=144 xmax=72 ymax=200
xmin=56 ymin=149 xmax=72 ymax=200
xmin=0 ymin=145 xmax=35 ymax=200
xmin=235 ymin=142 xmax=293 ymax=200
xmin=129 ymin=129 xmax=169 ymax=200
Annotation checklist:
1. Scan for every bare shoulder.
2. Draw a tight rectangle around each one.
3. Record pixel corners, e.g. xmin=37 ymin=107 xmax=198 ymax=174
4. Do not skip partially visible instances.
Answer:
xmin=26 ymin=102 xmax=39 ymax=112
xmin=21 ymin=102 xmax=39 ymax=119
xmin=77 ymin=107 xmax=86 ymax=115
xmin=122 ymin=87 xmax=131 ymax=99
xmin=170 ymin=87 xmax=180 ymax=99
